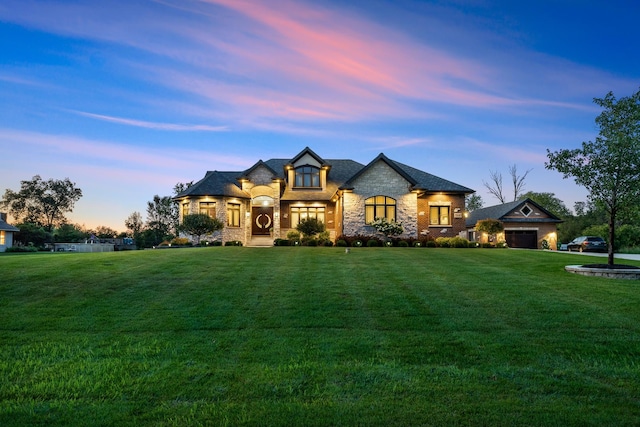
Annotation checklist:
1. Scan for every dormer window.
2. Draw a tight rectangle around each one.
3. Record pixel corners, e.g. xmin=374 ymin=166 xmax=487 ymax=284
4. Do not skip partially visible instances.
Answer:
xmin=294 ymin=166 xmax=320 ymax=188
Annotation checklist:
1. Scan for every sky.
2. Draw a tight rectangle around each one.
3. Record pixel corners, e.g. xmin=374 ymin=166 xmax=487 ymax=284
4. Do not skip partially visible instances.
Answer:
xmin=1 ymin=0 xmax=639 ymax=232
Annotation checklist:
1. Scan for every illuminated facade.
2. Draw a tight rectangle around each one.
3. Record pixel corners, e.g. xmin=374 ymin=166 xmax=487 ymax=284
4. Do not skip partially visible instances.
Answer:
xmin=0 ymin=213 xmax=19 ymax=252
xmin=175 ymin=147 xmax=474 ymax=245
xmin=465 ymin=198 xmax=562 ymax=249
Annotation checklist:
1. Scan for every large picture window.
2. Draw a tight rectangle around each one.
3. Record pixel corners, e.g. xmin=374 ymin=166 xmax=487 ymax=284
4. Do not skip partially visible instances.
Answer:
xmin=199 ymin=202 xmax=216 ymax=218
xmin=430 ymin=206 xmax=450 ymax=225
xmin=294 ymin=166 xmax=320 ymax=188
xmin=291 ymin=206 xmax=325 ymax=225
xmin=227 ymin=203 xmax=241 ymax=227
xmin=365 ymin=196 xmax=396 ymax=224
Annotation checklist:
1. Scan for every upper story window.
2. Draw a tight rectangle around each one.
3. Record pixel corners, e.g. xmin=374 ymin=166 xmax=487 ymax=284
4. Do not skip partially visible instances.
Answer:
xmin=294 ymin=166 xmax=320 ymax=188
xmin=365 ymin=196 xmax=396 ymax=224
xmin=199 ymin=202 xmax=216 ymax=218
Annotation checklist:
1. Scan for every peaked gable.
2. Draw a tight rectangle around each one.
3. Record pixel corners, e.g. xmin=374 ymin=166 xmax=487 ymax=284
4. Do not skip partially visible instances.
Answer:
xmin=466 ymin=198 xmax=562 ymax=227
xmin=342 ymin=153 xmax=416 ymax=189
xmin=175 ymin=171 xmax=250 ymax=199
xmin=287 ymin=146 xmax=328 ymax=169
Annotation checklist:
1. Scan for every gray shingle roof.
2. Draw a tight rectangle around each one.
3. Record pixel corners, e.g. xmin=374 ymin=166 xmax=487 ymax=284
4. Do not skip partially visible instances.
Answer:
xmin=176 ymin=149 xmax=474 ymax=200
xmin=0 ymin=218 xmax=20 ymax=232
xmin=466 ymin=198 xmax=562 ymax=227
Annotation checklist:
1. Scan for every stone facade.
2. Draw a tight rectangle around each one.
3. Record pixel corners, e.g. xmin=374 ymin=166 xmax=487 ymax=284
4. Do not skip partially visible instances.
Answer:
xmin=174 ymin=148 xmax=474 ymax=246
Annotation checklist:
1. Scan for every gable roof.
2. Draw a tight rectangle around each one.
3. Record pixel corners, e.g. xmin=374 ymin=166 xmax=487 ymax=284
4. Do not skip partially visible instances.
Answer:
xmin=0 ymin=216 xmax=19 ymax=232
xmin=175 ymin=148 xmax=474 ymax=200
xmin=466 ymin=198 xmax=563 ymax=227
xmin=341 ymin=153 xmax=474 ymax=193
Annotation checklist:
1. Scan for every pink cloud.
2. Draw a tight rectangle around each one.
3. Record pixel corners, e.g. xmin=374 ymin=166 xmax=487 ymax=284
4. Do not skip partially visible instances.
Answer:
xmin=71 ymin=111 xmax=228 ymax=132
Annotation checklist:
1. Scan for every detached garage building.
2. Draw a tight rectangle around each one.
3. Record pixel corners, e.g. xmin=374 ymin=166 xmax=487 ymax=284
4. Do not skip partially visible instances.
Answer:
xmin=466 ymin=198 xmax=562 ymax=249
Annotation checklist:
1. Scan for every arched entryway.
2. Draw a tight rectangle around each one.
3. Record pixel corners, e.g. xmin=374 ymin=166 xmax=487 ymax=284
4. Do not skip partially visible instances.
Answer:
xmin=252 ymin=196 xmax=274 ymax=236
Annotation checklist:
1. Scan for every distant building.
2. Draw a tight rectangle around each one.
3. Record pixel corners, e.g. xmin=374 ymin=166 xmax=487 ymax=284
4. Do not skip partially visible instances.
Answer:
xmin=466 ymin=198 xmax=563 ymax=249
xmin=175 ymin=147 xmax=475 ymax=246
xmin=0 ymin=213 xmax=20 ymax=252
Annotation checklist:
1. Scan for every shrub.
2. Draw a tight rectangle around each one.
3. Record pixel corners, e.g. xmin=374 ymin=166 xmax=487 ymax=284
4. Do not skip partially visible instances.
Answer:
xmin=296 ymin=218 xmax=325 ymax=238
xmin=304 ymin=238 xmax=318 ymax=246
xmin=367 ymin=239 xmax=379 ymax=247
xmin=286 ymin=230 xmax=301 ymax=244
xmin=323 ymin=240 xmax=334 ymax=247
xmin=496 ymin=241 xmax=508 ymax=248
xmin=413 ymin=241 xmax=422 ymax=247
xmin=450 ymin=236 xmax=470 ymax=248
xmin=436 ymin=237 xmax=451 ymax=248
xmin=224 ymin=240 xmax=243 ymax=246
xmin=5 ymin=245 xmax=38 ymax=253
xmin=336 ymin=239 xmax=347 ymax=247
xmin=425 ymin=240 xmax=437 ymax=247
xmin=171 ymin=237 xmax=191 ymax=246
xmin=352 ymin=240 xmax=363 ymax=247
xmin=274 ymin=238 xmax=290 ymax=246
xmin=398 ymin=241 xmax=409 ymax=247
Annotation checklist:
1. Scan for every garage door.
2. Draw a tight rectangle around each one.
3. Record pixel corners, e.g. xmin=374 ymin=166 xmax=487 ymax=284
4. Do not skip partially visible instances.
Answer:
xmin=505 ymin=230 xmax=537 ymax=249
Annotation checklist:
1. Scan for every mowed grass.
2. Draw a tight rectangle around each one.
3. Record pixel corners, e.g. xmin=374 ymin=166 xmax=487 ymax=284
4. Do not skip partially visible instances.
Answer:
xmin=1 ymin=248 xmax=640 ymax=426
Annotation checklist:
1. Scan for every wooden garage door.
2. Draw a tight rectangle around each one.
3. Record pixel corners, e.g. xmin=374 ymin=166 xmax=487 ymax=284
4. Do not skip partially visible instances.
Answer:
xmin=505 ymin=230 xmax=537 ymax=249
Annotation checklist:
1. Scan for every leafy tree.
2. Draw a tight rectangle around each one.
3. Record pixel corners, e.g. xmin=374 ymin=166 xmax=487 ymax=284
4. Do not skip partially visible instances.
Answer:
xmin=475 ymin=219 xmax=504 ymax=244
xmin=13 ymin=222 xmax=50 ymax=247
xmin=125 ymin=211 xmax=144 ymax=246
xmin=546 ymin=89 xmax=640 ymax=266
xmin=146 ymin=195 xmax=175 ymax=242
xmin=1 ymin=175 xmax=82 ymax=231
xmin=519 ymin=192 xmax=571 ymax=218
xmin=465 ymin=194 xmax=483 ymax=212
xmin=180 ymin=213 xmax=223 ymax=244
xmin=296 ymin=217 xmax=325 ymax=238
xmin=54 ymin=223 xmax=87 ymax=243
xmin=93 ymin=225 xmax=118 ymax=239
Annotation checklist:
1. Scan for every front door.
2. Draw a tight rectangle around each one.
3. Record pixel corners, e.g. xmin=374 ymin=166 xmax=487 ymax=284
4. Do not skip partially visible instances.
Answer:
xmin=252 ymin=206 xmax=273 ymax=235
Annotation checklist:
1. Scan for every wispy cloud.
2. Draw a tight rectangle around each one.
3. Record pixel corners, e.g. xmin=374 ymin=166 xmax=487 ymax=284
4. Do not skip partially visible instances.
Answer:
xmin=71 ymin=111 xmax=228 ymax=132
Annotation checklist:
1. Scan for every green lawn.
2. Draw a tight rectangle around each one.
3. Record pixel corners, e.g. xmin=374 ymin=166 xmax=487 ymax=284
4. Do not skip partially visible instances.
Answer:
xmin=1 ymin=248 xmax=639 ymax=426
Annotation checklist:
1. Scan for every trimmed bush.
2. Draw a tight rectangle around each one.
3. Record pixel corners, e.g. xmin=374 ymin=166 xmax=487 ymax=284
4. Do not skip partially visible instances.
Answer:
xmin=367 ymin=239 xmax=379 ymax=247
xmin=224 ymin=240 xmax=243 ymax=246
xmin=425 ymin=240 xmax=437 ymax=247
xmin=336 ymin=239 xmax=347 ymax=247
xmin=5 ymin=246 xmax=38 ymax=253
xmin=413 ymin=241 xmax=422 ymax=247
xmin=450 ymin=236 xmax=470 ymax=248
xmin=398 ymin=241 xmax=409 ymax=247
xmin=352 ymin=240 xmax=363 ymax=247
xmin=435 ymin=237 xmax=451 ymax=248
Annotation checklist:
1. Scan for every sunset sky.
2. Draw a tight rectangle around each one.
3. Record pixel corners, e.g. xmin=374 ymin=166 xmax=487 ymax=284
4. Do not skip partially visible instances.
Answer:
xmin=1 ymin=0 xmax=638 ymax=232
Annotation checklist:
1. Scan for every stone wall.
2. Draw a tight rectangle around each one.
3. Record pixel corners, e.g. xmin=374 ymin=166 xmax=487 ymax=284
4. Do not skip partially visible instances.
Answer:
xmin=342 ymin=161 xmax=417 ymax=238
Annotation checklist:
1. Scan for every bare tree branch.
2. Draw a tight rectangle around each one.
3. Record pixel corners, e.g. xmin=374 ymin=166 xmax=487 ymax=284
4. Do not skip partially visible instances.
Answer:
xmin=509 ymin=164 xmax=533 ymax=201
xmin=482 ymin=170 xmax=505 ymax=203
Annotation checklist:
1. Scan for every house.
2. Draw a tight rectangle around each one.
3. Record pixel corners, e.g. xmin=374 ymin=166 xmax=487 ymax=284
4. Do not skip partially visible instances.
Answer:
xmin=0 ymin=213 xmax=20 ymax=252
xmin=465 ymin=198 xmax=562 ymax=249
xmin=175 ymin=147 xmax=474 ymax=245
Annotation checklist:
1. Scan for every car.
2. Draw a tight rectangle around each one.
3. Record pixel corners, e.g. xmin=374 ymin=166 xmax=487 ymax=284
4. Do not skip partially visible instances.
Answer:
xmin=566 ymin=236 xmax=607 ymax=253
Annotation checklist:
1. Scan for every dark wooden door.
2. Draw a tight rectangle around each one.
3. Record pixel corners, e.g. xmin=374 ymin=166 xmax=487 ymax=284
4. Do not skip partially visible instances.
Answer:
xmin=252 ymin=207 xmax=273 ymax=235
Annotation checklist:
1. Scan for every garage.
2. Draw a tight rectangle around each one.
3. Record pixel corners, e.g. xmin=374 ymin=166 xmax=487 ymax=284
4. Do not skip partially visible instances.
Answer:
xmin=505 ymin=230 xmax=537 ymax=249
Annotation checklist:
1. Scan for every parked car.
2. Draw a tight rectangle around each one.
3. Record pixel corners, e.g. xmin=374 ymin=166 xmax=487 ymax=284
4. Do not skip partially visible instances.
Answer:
xmin=567 ymin=236 xmax=607 ymax=253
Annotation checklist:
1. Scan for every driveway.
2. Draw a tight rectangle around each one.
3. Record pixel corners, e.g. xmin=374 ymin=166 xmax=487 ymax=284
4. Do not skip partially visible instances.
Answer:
xmin=553 ymin=251 xmax=640 ymax=261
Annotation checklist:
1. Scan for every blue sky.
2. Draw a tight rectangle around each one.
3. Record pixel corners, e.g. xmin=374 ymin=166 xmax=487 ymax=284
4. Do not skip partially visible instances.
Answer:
xmin=1 ymin=0 xmax=638 ymax=231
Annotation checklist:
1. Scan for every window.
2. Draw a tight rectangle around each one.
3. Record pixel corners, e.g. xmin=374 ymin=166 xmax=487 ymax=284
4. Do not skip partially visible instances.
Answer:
xmin=294 ymin=166 xmax=320 ymax=188
xmin=199 ymin=202 xmax=216 ymax=218
xmin=365 ymin=196 xmax=396 ymax=224
xmin=227 ymin=203 xmax=240 ymax=227
xmin=520 ymin=204 xmax=532 ymax=217
xmin=0 ymin=231 xmax=4 ymax=245
xmin=291 ymin=206 xmax=325 ymax=225
xmin=182 ymin=202 xmax=190 ymax=217
xmin=430 ymin=206 xmax=450 ymax=225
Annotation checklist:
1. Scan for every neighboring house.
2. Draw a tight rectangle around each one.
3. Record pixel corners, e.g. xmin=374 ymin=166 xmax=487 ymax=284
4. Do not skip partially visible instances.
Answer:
xmin=175 ymin=147 xmax=474 ymax=245
xmin=0 ymin=212 xmax=20 ymax=252
xmin=465 ymin=198 xmax=562 ymax=249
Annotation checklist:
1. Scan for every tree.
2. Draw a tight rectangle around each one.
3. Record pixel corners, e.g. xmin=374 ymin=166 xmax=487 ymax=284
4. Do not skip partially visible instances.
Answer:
xmin=180 ymin=213 xmax=223 ymax=244
xmin=125 ymin=211 xmax=144 ymax=239
xmin=519 ymin=192 xmax=571 ymax=218
xmin=1 ymin=175 xmax=82 ymax=231
xmin=465 ymin=194 xmax=484 ymax=212
xmin=54 ymin=223 xmax=87 ymax=243
xmin=146 ymin=195 xmax=175 ymax=243
xmin=475 ymin=219 xmax=504 ymax=244
xmin=93 ymin=225 xmax=118 ymax=239
xmin=483 ymin=165 xmax=532 ymax=203
xmin=546 ymin=88 xmax=640 ymax=266
xmin=296 ymin=217 xmax=325 ymax=238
